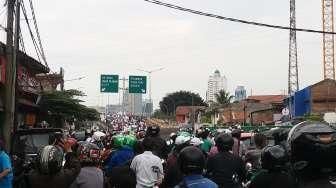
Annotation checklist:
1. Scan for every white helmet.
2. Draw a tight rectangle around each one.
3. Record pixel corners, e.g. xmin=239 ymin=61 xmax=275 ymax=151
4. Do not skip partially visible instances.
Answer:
xmin=175 ymin=135 xmax=191 ymax=145
xmin=190 ymin=137 xmax=203 ymax=146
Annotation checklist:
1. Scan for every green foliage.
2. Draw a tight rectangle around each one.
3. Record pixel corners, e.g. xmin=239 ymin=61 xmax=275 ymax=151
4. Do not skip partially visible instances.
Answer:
xmin=159 ymin=91 xmax=207 ymax=115
xmin=304 ymin=114 xmax=323 ymax=122
xmin=40 ymin=89 xmax=100 ymax=127
xmin=215 ymin=90 xmax=233 ymax=106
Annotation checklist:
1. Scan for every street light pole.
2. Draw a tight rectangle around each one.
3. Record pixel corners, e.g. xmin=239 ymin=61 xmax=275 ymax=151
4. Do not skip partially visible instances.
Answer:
xmin=137 ymin=68 xmax=164 ymax=116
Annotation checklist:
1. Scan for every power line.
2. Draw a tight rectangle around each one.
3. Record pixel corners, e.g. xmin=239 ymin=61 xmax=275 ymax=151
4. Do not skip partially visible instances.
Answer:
xmin=28 ymin=0 xmax=47 ymax=67
xmin=143 ymin=0 xmax=336 ymax=35
xmin=20 ymin=0 xmax=43 ymax=63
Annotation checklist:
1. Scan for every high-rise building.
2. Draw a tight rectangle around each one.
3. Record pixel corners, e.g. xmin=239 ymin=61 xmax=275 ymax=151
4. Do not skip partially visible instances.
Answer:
xmin=235 ymin=86 xmax=247 ymax=101
xmin=122 ymin=89 xmax=143 ymax=115
xmin=206 ymin=70 xmax=227 ymax=103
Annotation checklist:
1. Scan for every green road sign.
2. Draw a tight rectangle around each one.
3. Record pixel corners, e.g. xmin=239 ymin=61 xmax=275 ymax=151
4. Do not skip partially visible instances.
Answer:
xmin=100 ymin=74 xmax=119 ymax=93
xmin=129 ymin=76 xmax=147 ymax=94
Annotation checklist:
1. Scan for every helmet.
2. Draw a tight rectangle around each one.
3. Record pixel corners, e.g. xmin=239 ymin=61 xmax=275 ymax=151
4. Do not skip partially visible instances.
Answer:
xmin=124 ymin=135 xmax=137 ymax=148
xmin=170 ymin=132 xmax=177 ymax=140
xmin=288 ymin=121 xmax=336 ymax=179
xmin=190 ymin=137 xmax=203 ymax=146
xmin=146 ymin=125 xmax=160 ymax=136
xmin=215 ymin=133 xmax=234 ymax=151
xmin=177 ymin=131 xmax=192 ymax=138
xmin=113 ymin=135 xmax=125 ymax=148
xmin=38 ymin=145 xmax=64 ymax=175
xmin=178 ymin=146 xmax=205 ymax=174
xmin=261 ymin=145 xmax=288 ymax=171
xmin=77 ymin=142 xmax=100 ymax=164
xmin=231 ymin=129 xmax=242 ymax=138
xmin=175 ymin=135 xmax=191 ymax=145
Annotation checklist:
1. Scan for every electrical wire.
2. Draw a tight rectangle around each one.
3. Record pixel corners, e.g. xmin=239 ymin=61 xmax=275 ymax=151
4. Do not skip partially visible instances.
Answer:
xmin=19 ymin=28 xmax=26 ymax=53
xmin=28 ymin=0 xmax=47 ymax=67
xmin=20 ymin=0 xmax=42 ymax=63
xmin=143 ymin=0 xmax=336 ymax=35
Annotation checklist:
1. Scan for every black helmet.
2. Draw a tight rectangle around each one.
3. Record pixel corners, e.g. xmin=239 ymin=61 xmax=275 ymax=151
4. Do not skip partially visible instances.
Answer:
xmin=231 ymin=129 xmax=242 ymax=139
xmin=38 ymin=145 xmax=64 ymax=175
xmin=215 ymin=133 xmax=234 ymax=151
xmin=288 ymin=121 xmax=336 ymax=179
xmin=178 ymin=146 xmax=205 ymax=174
xmin=261 ymin=145 xmax=288 ymax=171
xmin=146 ymin=125 xmax=160 ymax=137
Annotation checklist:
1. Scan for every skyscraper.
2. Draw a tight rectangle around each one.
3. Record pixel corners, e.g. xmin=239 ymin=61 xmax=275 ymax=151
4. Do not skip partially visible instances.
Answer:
xmin=206 ymin=70 xmax=227 ymax=103
xmin=122 ymin=90 xmax=143 ymax=115
xmin=235 ymin=86 xmax=247 ymax=101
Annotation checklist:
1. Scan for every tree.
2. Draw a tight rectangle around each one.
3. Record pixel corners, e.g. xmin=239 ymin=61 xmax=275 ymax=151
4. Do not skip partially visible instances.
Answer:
xmin=39 ymin=89 xmax=100 ymax=127
xmin=215 ymin=90 xmax=233 ymax=107
xmin=159 ymin=91 xmax=207 ymax=115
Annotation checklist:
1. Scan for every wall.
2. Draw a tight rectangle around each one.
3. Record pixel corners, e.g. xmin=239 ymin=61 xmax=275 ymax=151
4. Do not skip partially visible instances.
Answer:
xmin=311 ymin=79 xmax=336 ymax=114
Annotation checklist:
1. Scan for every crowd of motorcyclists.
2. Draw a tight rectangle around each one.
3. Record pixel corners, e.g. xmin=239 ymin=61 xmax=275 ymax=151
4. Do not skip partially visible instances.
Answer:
xmin=2 ymin=117 xmax=336 ymax=188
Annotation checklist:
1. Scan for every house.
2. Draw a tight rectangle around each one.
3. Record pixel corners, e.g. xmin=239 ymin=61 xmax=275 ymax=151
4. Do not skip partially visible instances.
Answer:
xmin=287 ymin=79 xmax=336 ymax=117
xmin=217 ymin=95 xmax=286 ymax=125
xmin=176 ymin=106 xmax=206 ymax=124
xmin=0 ymin=42 xmax=50 ymax=128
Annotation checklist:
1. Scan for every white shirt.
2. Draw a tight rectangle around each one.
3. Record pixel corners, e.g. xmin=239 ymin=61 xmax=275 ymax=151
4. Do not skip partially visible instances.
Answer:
xmin=131 ymin=151 xmax=164 ymax=188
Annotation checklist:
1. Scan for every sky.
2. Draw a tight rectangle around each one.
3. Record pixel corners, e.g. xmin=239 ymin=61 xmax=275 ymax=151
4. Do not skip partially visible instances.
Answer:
xmin=0 ymin=0 xmax=328 ymax=109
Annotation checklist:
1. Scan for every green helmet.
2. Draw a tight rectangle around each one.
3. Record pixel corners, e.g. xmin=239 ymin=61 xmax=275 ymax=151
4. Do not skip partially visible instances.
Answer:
xmin=124 ymin=135 xmax=137 ymax=148
xmin=113 ymin=135 xmax=125 ymax=148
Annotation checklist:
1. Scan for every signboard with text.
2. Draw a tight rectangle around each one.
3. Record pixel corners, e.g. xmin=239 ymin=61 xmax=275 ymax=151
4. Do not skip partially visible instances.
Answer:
xmin=100 ymin=74 xmax=119 ymax=93
xmin=129 ymin=76 xmax=147 ymax=94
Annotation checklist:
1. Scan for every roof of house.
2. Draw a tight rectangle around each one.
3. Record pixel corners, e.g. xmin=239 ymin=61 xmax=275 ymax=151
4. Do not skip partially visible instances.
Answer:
xmin=0 ymin=42 xmax=49 ymax=74
xmin=246 ymin=95 xmax=286 ymax=104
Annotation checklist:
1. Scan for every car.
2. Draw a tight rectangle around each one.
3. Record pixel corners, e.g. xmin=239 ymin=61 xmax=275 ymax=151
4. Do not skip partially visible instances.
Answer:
xmin=11 ymin=128 xmax=63 ymax=181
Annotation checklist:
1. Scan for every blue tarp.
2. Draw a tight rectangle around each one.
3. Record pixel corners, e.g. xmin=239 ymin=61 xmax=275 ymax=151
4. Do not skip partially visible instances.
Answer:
xmin=294 ymin=87 xmax=311 ymax=116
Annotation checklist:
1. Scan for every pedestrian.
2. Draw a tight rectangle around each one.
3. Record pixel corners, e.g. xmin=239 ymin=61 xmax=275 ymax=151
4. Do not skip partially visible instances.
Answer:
xmin=131 ymin=137 xmax=164 ymax=188
xmin=70 ymin=142 xmax=104 ymax=188
xmin=0 ymin=140 xmax=13 ymax=188
xmin=206 ymin=133 xmax=246 ymax=188
xmin=175 ymin=146 xmax=218 ymax=188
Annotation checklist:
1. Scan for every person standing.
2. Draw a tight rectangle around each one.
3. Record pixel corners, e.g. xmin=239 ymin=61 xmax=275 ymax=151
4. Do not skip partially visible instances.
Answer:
xmin=0 ymin=140 xmax=13 ymax=188
xmin=131 ymin=137 xmax=164 ymax=188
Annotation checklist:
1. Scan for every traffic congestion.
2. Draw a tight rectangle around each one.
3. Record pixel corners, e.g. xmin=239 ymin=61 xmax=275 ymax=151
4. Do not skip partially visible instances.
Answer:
xmin=0 ymin=113 xmax=334 ymax=188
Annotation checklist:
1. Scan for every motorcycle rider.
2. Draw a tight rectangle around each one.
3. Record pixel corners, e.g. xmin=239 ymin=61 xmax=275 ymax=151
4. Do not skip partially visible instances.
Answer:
xmin=163 ymin=134 xmax=191 ymax=187
xmin=146 ymin=125 xmax=169 ymax=159
xmin=244 ymin=133 xmax=267 ymax=170
xmin=27 ymin=140 xmax=81 ymax=188
xmin=176 ymin=146 xmax=218 ymax=188
xmin=249 ymin=145 xmax=296 ymax=188
xmin=70 ymin=142 xmax=104 ymax=188
xmin=288 ymin=121 xmax=336 ymax=188
xmin=206 ymin=133 xmax=246 ymax=188
xmin=105 ymin=134 xmax=135 ymax=173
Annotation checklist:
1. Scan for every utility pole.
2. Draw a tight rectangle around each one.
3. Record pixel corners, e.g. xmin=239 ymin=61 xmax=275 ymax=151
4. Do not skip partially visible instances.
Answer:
xmin=3 ymin=0 xmax=18 ymax=151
